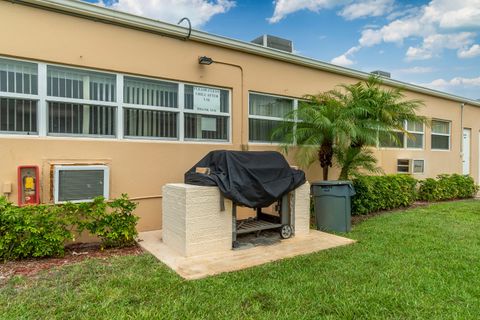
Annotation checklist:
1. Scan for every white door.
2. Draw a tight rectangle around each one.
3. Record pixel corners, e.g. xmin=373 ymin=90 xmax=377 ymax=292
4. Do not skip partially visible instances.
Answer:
xmin=462 ymin=128 xmax=471 ymax=175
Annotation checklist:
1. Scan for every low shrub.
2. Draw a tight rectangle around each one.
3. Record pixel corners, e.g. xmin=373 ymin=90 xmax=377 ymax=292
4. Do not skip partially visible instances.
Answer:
xmin=352 ymin=174 xmax=417 ymax=215
xmin=0 ymin=197 xmax=74 ymax=261
xmin=77 ymin=195 xmax=139 ymax=248
xmin=0 ymin=194 xmax=138 ymax=261
xmin=417 ymin=174 xmax=479 ymax=202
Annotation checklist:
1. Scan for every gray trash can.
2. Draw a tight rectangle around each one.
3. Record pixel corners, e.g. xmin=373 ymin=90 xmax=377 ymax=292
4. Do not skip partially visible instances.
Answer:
xmin=311 ymin=181 xmax=356 ymax=232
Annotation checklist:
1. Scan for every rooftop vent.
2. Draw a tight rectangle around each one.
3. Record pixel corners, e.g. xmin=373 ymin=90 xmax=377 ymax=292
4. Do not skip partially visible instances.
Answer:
xmin=371 ymin=70 xmax=391 ymax=78
xmin=251 ymin=35 xmax=293 ymax=53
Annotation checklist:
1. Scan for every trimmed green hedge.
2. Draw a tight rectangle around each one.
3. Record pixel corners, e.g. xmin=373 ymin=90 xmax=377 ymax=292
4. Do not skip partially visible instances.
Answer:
xmin=0 ymin=194 xmax=138 ymax=261
xmin=351 ymin=174 xmax=479 ymax=215
xmin=417 ymin=174 xmax=479 ymax=202
xmin=352 ymin=175 xmax=417 ymax=215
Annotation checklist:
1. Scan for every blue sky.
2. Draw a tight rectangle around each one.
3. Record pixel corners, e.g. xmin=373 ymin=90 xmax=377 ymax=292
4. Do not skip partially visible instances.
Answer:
xmin=87 ymin=0 xmax=480 ymax=100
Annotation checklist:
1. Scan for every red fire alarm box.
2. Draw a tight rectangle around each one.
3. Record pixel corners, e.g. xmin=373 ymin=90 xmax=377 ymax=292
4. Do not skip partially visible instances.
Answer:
xmin=18 ymin=166 xmax=40 ymax=206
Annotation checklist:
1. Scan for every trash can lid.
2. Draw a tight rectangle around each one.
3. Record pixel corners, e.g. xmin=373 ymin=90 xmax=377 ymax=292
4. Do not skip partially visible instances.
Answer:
xmin=311 ymin=180 xmax=353 ymax=186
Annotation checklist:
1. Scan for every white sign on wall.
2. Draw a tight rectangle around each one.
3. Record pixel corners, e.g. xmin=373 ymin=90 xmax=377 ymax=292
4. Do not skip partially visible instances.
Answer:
xmin=201 ymin=117 xmax=217 ymax=132
xmin=193 ymin=86 xmax=221 ymax=113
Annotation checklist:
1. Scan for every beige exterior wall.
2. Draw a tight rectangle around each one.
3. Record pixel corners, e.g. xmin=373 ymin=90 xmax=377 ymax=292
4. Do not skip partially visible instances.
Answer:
xmin=1 ymin=1 xmax=479 ymax=231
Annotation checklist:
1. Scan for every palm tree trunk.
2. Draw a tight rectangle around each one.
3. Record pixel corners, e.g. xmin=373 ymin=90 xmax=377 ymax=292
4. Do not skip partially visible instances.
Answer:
xmin=322 ymin=166 xmax=329 ymax=180
xmin=338 ymin=167 xmax=349 ymax=181
xmin=318 ymin=142 xmax=333 ymax=180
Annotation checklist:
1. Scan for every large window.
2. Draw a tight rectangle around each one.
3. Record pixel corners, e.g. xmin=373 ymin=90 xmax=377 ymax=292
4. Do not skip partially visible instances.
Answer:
xmin=431 ymin=120 xmax=450 ymax=150
xmin=0 ymin=58 xmax=38 ymax=134
xmin=123 ymin=77 xmax=178 ymax=139
xmin=184 ymin=85 xmax=229 ymax=141
xmin=379 ymin=121 xmax=424 ymax=149
xmin=0 ymin=57 xmax=231 ymax=141
xmin=406 ymin=121 xmax=424 ymax=149
xmin=47 ymin=66 xmax=117 ymax=137
xmin=249 ymin=93 xmax=294 ymax=142
xmin=47 ymin=66 xmax=116 ymax=101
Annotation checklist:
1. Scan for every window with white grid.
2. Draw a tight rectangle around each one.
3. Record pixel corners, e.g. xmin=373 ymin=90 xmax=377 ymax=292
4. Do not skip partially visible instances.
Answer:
xmin=123 ymin=77 xmax=179 ymax=139
xmin=0 ymin=58 xmax=38 ymax=134
xmin=248 ymin=93 xmax=294 ymax=143
xmin=431 ymin=120 xmax=450 ymax=150
xmin=46 ymin=66 xmax=117 ymax=137
xmin=379 ymin=121 xmax=424 ymax=149
xmin=0 ymin=56 xmax=231 ymax=142
xmin=184 ymin=85 xmax=230 ymax=141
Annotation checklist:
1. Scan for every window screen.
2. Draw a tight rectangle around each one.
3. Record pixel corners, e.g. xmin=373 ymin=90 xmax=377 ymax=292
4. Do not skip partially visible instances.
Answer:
xmin=249 ymin=94 xmax=293 ymax=118
xmin=124 ymin=77 xmax=178 ymax=108
xmin=431 ymin=120 xmax=450 ymax=150
xmin=0 ymin=58 xmax=38 ymax=95
xmin=413 ymin=160 xmax=424 ymax=173
xmin=0 ymin=98 xmax=37 ymax=133
xmin=379 ymin=131 xmax=405 ymax=148
xmin=47 ymin=66 xmax=116 ymax=102
xmin=249 ymin=118 xmax=284 ymax=142
xmin=124 ymin=108 xmax=177 ymax=138
xmin=184 ymin=114 xmax=228 ymax=140
xmin=397 ymin=159 xmax=411 ymax=173
xmin=406 ymin=121 xmax=424 ymax=149
xmin=48 ymin=102 xmax=116 ymax=136
xmin=249 ymin=93 xmax=294 ymax=142
xmin=183 ymin=85 xmax=230 ymax=141
xmin=57 ymin=169 xmax=106 ymax=202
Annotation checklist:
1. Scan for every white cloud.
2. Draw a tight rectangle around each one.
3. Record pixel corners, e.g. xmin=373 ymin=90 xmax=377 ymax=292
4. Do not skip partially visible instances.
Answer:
xmin=342 ymin=0 xmax=480 ymax=62
xmin=268 ymin=0 xmax=341 ymax=23
xmin=100 ymin=0 xmax=235 ymax=27
xmin=330 ymin=54 xmax=354 ymax=66
xmin=267 ymin=0 xmax=393 ymax=23
xmin=406 ymin=32 xmax=476 ymax=60
xmin=396 ymin=66 xmax=435 ymax=74
xmin=422 ymin=0 xmax=480 ymax=29
xmin=339 ymin=0 xmax=394 ymax=20
xmin=421 ymin=76 xmax=480 ymax=90
xmin=330 ymin=46 xmax=360 ymax=66
xmin=458 ymin=44 xmax=480 ymax=58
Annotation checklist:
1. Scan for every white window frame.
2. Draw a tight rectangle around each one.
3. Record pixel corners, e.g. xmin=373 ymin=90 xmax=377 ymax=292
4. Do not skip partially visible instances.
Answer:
xmin=431 ymin=119 xmax=451 ymax=151
xmin=378 ymin=120 xmax=424 ymax=150
xmin=0 ymin=56 xmax=232 ymax=143
xmin=183 ymin=83 xmax=231 ymax=142
xmin=46 ymin=64 xmax=118 ymax=138
xmin=405 ymin=120 xmax=424 ymax=149
xmin=0 ymin=57 xmax=40 ymax=135
xmin=412 ymin=159 xmax=425 ymax=174
xmin=396 ymin=159 xmax=412 ymax=174
xmin=248 ymin=91 xmax=298 ymax=144
xmin=122 ymin=75 xmax=180 ymax=141
xmin=53 ymin=165 xmax=110 ymax=204
xmin=396 ymin=158 xmax=425 ymax=174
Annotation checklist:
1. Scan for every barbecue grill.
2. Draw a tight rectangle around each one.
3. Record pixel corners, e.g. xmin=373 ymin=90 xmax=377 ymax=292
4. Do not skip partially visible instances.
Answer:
xmin=185 ymin=150 xmax=306 ymax=248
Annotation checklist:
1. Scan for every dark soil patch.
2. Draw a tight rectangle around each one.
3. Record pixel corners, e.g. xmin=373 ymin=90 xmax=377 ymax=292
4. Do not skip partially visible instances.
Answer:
xmin=0 ymin=243 xmax=143 ymax=284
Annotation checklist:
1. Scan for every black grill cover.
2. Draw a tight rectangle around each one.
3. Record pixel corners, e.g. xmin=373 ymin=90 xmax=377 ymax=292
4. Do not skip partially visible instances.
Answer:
xmin=184 ymin=150 xmax=306 ymax=208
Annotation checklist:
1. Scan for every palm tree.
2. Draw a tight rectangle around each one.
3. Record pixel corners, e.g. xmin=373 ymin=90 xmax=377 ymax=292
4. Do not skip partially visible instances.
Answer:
xmin=334 ymin=77 xmax=426 ymax=179
xmin=274 ymin=76 xmax=427 ymax=180
xmin=335 ymin=145 xmax=383 ymax=180
xmin=272 ymin=92 xmax=356 ymax=180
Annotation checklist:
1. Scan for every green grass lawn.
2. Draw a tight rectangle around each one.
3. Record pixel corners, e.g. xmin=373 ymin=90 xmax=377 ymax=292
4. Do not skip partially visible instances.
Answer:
xmin=2 ymin=200 xmax=480 ymax=319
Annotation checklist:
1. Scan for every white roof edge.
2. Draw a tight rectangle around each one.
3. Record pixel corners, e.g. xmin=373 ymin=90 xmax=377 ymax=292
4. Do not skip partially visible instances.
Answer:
xmin=16 ymin=0 xmax=480 ymax=107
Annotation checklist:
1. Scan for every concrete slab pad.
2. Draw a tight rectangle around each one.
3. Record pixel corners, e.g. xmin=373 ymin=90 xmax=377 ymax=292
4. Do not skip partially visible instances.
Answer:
xmin=138 ymin=230 xmax=355 ymax=280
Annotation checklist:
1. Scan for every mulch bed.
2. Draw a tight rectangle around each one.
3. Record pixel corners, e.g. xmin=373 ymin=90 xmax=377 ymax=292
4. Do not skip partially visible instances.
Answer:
xmin=0 ymin=243 xmax=144 ymax=284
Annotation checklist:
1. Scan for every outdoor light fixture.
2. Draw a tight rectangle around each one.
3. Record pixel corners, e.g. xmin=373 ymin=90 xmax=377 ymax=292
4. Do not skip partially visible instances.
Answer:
xmin=198 ymin=56 xmax=214 ymax=65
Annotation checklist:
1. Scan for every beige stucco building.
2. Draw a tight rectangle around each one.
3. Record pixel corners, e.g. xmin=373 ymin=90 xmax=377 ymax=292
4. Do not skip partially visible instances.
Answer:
xmin=1 ymin=0 xmax=479 ymax=231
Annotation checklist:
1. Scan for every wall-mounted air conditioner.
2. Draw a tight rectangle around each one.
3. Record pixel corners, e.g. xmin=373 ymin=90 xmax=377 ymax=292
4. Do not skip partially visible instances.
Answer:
xmin=53 ymin=165 xmax=109 ymax=204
